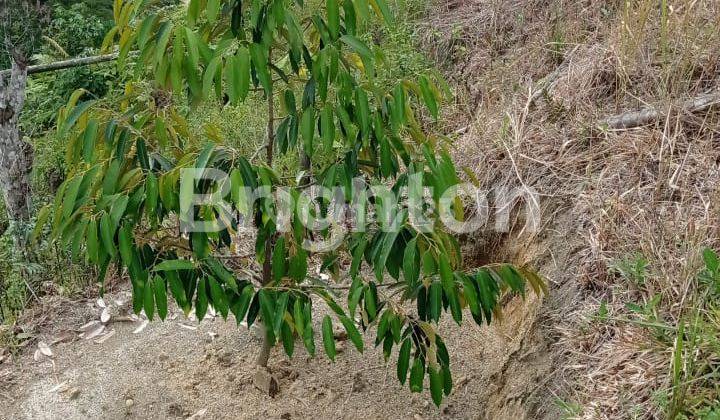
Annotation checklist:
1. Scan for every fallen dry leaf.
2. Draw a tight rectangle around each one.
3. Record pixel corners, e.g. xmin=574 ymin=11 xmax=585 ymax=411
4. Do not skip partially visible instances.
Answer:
xmin=187 ymin=408 xmax=207 ymax=419
xmin=80 ymin=324 xmax=105 ymax=340
xmin=79 ymin=320 xmax=100 ymax=331
xmin=178 ymin=323 xmax=198 ymax=331
xmin=51 ymin=330 xmax=76 ymax=345
xmin=94 ymin=329 xmax=116 ymax=344
xmin=96 ymin=298 xmax=106 ymax=308
xmin=37 ymin=341 xmax=53 ymax=357
xmin=33 ymin=349 xmax=45 ymax=362
xmin=100 ymin=307 xmax=111 ymax=323
xmin=132 ymin=320 xmax=149 ymax=334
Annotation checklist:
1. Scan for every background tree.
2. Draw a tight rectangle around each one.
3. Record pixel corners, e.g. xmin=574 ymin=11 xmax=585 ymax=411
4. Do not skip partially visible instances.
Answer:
xmin=0 ymin=0 xmax=50 ymax=224
xmin=48 ymin=0 xmax=545 ymax=405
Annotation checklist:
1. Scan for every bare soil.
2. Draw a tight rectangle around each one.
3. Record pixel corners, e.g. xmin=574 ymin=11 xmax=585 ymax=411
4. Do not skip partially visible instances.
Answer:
xmin=1 ymin=277 xmax=552 ymax=420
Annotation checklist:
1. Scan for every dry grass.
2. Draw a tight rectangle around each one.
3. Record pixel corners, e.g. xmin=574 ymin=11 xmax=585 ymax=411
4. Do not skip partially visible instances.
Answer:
xmin=421 ymin=0 xmax=720 ymax=418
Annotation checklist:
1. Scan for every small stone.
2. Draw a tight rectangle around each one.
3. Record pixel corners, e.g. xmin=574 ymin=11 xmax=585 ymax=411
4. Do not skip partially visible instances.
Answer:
xmin=125 ymin=399 xmax=134 ymax=408
xmin=158 ymin=353 xmax=169 ymax=361
xmin=67 ymin=388 xmax=80 ymax=400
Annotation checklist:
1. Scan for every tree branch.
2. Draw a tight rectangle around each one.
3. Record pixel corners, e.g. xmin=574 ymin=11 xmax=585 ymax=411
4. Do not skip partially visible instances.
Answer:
xmin=0 ymin=53 xmax=119 ymax=77
xmin=599 ymin=91 xmax=720 ymax=130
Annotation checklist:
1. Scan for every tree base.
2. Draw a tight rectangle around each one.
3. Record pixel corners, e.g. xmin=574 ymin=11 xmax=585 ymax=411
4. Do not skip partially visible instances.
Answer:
xmin=253 ymin=367 xmax=279 ymax=397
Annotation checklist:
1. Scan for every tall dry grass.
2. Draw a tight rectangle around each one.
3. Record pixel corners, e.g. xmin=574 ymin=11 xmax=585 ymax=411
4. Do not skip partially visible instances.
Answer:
xmin=421 ymin=0 xmax=720 ymax=417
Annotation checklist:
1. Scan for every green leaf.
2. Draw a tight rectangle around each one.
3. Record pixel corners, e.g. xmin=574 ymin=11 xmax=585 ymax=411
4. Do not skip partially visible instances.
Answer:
xmin=206 ymin=0 xmax=220 ymax=23
xmin=289 ymin=248 xmax=308 ymax=281
xmin=272 ymin=237 xmax=288 ymax=282
xmin=397 ymin=338 xmax=411 ymax=384
xmin=154 ymin=276 xmax=168 ymax=320
xmin=145 ymin=173 xmax=158 ymax=216
xmin=82 ymin=120 xmax=98 ymax=163
xmin=273 ymin=292 xmax=289 ymax=337
xmin=429 ymin=367 xmax=444 ymax=406
xmin=439 ymin=253 xmax=462 ymax=323
xmin=231 ymin=285 xmax=254 ymax=324
xmin=429 ymin=282 xmax=441 ymax=323
xmin=322 ymin=315 xmax=336 ymax=361
xmin=418 ymin=75 xmax=438 ymax=119
xmin=167 ymin=272 xmax=188 ymax=312
xmin=403 ymin=238 xmax=419 ymax=286
xmin=249 ymin=43 xmax=271 ymax=95
xmin=354 ymin=87 xmax=370 ymax=141
xmin=703 ymin=248 xmax=719 ymax=272
xmin=340 ymin=316 xmax=363 ymax=353
xmin=60 ymin=100 xmax=95 ymax=137
xmin=110 ymin=195 xmax=129 ymax=226
xmin=326 ymin=0 xmax=340 ymax=40
xmin=208 ymin=277 xmax=229 ymax=319
xmin=409 ymin=357 xmax=425 ymax=392
xmin=153 ymin=259 xmax=195 ymax=271
xmin=61 ymin=176 xmax=82 ymax=220
xmin=281 ymin=321 xmax=295 ymax=357
xmin=371 ymin=0 xmax=393 ymax=24
xmin=99 ymin=213 xmax=117 ymax=259
xmin=196 ymin=277 xmax=209 ymax=321
xmin=258 ymin=289 xmax=276 ymax=343
xmin=320 ymin=104 xmax=335 ymax=151
xmin=340 ymin=35 xmax=372 ymax=59
xmin=118 ymin=224 xmax=134 ymax=266
xmin=191 ymin=232 xmax=209 ymax=259
xmin=301 ymin=107 xmax=315 ymax=156
xmin=144 ymin=277 xmax=155 ymax=320
xmin=202 ymin=56 xmax=222 ymax=99
xmin=231 ymin=47 xmax=251 ymax=103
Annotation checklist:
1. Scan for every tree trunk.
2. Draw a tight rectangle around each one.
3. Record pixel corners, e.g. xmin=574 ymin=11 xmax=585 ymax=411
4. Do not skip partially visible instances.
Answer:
xmin=0 ymin=58 xmax=33 ymax=222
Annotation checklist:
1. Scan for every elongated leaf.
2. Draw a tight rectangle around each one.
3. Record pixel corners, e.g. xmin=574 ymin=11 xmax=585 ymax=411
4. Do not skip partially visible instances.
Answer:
xmin=208 ymin=277 xmax=229 ymax=319
xmin=249 ymin=43 xmax=271 ymax=94
xmin=322 ymin=315 xmax=336 ymax=361
xmin=301 ymin=108 xmax=315 ymax=156
xmin=144 ymin=277 xmax=155 ymax=320
xmin=418 ymin=75 xmax=438 ymax=119
xmin=320 ymin=104 xmax=335 ymax=151
xmin=167 ymin=272 xmax=188 ymax=311
xmin=273 ymin=292 xmax=289 ymax=337
xmin=326 ymin=0 xmax=340 ymax=40
xmin=429 ymin=367 xmax=443 ymax=406
xmin=409 ymin=357 xmax=425 ymax=392
xmin=340 ymin=316 xmax=363 ymax=352
xmin=281 ymin=321 xmax=295 ymax=357
xmin=397 ymin=338 xmax=411 ymax=384
xmin=99 ymin=213 xmax=117 ymax=259
xmin=154 ymin=276 xmax=168 ymax=320
xmin=196 ymin=278 xmax=208 ymax=321
xmin=153 ymin=259 xmax=195 ymax=271
xmin=231 ymin=285 xmax=254 ymax=324
xmin=340 ymin=35 xmax=371 ymax=59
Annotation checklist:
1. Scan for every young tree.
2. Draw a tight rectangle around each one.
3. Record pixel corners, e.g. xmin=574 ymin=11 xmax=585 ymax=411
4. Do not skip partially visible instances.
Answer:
xmin=47 ymin=0 xmax=545 ymax=405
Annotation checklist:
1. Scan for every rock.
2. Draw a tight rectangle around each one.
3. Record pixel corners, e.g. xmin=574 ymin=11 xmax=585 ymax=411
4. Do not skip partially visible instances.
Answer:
xmin=253 ymin=367 xmax=279 ymax=397
xmin=125 ymin=399 xmax=134 ymax=408
xmin=66 ymin=387 xmax=80 ymax=400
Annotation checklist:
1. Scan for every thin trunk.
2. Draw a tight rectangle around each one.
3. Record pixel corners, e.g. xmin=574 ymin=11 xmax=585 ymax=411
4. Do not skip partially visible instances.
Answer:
xmin=0 ymin=58 xmax=33 ymax=222
xmin=258 ymin=57 xmax=275 ymax=369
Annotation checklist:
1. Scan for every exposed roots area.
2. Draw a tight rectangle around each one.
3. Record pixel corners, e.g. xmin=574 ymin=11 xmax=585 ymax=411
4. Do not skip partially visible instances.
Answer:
xmin=421 ymin=0 xmax=720 ymax=418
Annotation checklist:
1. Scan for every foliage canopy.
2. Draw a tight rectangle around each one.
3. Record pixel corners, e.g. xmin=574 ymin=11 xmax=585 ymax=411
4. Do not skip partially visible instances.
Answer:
xmin=46 ymin=0 xmax=545 ymax=405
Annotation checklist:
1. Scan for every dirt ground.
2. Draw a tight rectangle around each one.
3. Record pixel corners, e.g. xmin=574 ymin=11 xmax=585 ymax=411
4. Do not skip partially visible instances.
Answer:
xmin=0 ymin=275 xmax=553 ymax=420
